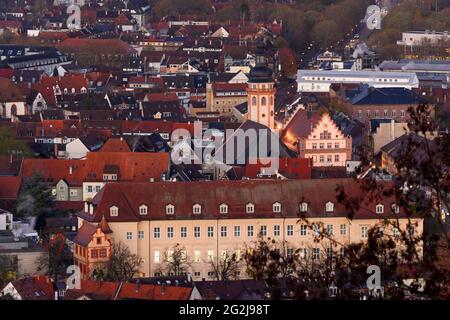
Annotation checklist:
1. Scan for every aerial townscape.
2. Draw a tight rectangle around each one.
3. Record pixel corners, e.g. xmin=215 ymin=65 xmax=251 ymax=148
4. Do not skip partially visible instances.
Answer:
xmin=0 ymin=0 xmax=449 ymax=305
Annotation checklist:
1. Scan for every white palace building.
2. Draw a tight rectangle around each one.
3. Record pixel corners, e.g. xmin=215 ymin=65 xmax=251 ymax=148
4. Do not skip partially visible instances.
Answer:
xmin=296 ymin=70 xmax=420 ymax=93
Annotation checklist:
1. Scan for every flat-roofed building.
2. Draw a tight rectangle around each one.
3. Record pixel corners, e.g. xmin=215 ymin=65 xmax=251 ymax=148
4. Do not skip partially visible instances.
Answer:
xmin=296 ymin=70 xmax=419 ymax=93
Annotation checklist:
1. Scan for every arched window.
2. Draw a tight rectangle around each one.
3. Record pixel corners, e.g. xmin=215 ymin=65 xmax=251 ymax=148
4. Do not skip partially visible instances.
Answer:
xmin=193 ymin=203 xmax=202 ymax=215
xmin=261 ymin=97 xmax=267 ymax=106
xmin=219 ymin=203 xmax=228 ymax=214
xmin=139 ymin=205 xmax=148 ymax=215
xmin=166 ymin=204 xmax=174 ymax=215
xmin=10 ymin=104 xmax=17 ymax=116
xmin=299 ymin=202 xmax=308 ymax=213
xmin=376 ymin=204 xmax=384 ymax=214
xmin=110 ymin=206 xmax=118 ymax=216
xmin=252 ymin=96 xmax=257 ymax=106
xmin=325 ymin=201 xmax=334 ymax=212
xmin=273 ymin=202 xmax=281 ymax=213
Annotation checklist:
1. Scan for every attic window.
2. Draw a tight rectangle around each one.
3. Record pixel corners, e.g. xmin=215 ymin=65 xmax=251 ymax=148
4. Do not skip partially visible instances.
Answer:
xmin=325 ymin=201 xmax=334 ymax=213
xmin=110 ymin=206 xmax=118 ymax=216
xmin=219 ymin=203 xmax=228 ymax=214
xmin=139 ymin=205 xmax=148 ymax=215
xmin=391 ymin=204 xmax=400 ymax=214
xmin=246 ymin=203 xmax=254 ymax=214
xmin=273 ymin=202 xmax=281 ymax=213
xmin=376 ymin=204 xmax=384 ymax=214
xmin=166 ymin=204 xmax=174 ymax=215
xmin=193 ymin=203 xmax=202 ymax=215
xmin=299 ymin=202 xmax=308 ymax=213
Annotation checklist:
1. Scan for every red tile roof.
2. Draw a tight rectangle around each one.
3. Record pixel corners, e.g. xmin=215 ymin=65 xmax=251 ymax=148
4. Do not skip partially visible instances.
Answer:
xmin=0 ymin=176 xmax=21 ymax=200
xmin=65 ymin=280 xmax=192 ymax=300
xmin=145 ymin=92 xmax=178 ymax=102
xmin=244 ymin=158 xmax=312 ymax=179
xmin=98 ymin=138 xmax=131 ymax=152
xmin=21 ymin=152 xmax=170 ymax=186
xmin=79 ymin=179 xmax=409 ymax=223
xmin=9 ymin=276 xmax=54 ymax=300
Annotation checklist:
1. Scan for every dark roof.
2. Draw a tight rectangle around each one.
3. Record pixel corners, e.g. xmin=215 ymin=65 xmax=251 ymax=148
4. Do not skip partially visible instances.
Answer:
xmin=349 ymin=86 xmax=428 ymax=105
xmin=72 ymin=222 xmax=97 ymax=247
xmin=77 ymin=178 xmax=410 ymax=223
xmin=195 ymin=280 xmax=268 ymax=300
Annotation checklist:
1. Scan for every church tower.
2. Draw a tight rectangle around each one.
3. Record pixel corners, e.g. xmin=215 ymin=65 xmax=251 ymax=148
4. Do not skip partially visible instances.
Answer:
xmin=247 ymin=43 xmax=275 ymax=130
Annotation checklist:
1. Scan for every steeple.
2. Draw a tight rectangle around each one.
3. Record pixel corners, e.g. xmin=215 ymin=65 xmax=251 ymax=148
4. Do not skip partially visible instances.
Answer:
xmin=247 ymin=42 xmax=276 ymax=130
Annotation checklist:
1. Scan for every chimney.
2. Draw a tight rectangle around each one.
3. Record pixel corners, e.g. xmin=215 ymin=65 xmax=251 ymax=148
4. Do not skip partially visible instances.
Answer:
xmin=84 ymin=202 xmax=89 ymax=212
xmin=89 ymin=204 xmax=94 ymax=215
xmin=54 ymin=291 xmax=58 ymax=301
xmin=69 ymin=165 xmax=73 ymax=175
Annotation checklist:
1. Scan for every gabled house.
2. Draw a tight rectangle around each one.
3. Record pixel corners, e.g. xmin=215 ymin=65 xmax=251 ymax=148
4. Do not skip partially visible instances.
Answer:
xmin=282 ymin=110 xmax=352 ymax=167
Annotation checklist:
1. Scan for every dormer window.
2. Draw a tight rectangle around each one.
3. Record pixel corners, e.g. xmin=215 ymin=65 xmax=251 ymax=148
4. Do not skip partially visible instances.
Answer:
xmin=139 ymin=205 xmax=148 ymax=215
xmin=376 ymin=204 xmax=384 ymax=214
xmin=273 ymin=202 xmax=281 ymax=213
xmin=110 ymin=206 xmax=118 ymax=216
xmin=219 ymin=203 xmax=228 ymax=214
xmin=325 ymin=201 xmax=334 ymax=213
xmin=193 ymin=203 xmax=202 ymax=215
xmin=166 ymin=204 xmax=174 ymax=215
xmin=391 ymin=204 xmax=400 ymax=214
xmin=246 ymin=203 xmax=254 ymax=214
xmin=300 ymin=202 xmax=308 ymax=213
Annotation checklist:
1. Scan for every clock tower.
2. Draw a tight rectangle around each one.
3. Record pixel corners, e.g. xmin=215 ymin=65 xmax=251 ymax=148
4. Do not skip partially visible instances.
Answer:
xmin=247 ymin=44 xmax=276 ymax=130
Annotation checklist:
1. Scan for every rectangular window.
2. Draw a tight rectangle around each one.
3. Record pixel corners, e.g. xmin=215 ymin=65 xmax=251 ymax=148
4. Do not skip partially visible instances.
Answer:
xmin=247 ymin=225 xmax=254 ymax=237
xmin=221 ymin=226 xmax=227 ymax=237
xmin=207 ymin=226 xmax=214 ymax=238
xmin=335 ymin=154 xmax=340 ymax=162
xmin=194 ymin=250 xmax=201 ymax=263
xmin=126 ymin=232 xmax=132 ymax=240
xmin=234 ymin=226 xmax=240 ymax=237
xmin=312 ymin=143 xmax=317 ymax=149
xmin=260 ymin=225 xmax=267 ymax=237
xmin=335 ymin=142 xmax=340 ymax=149
xmin=320 ymin=155 xmax=324 ymax=163
xmin=300 ymin=225 xmax=307 ymax=236
xmin=194 ymin=226 xmax=201 ymax=238
xmin=312 ymin=248 xmax=320 ymax=260
xmin=287 ymin=248 xmax=294 ymax=258
xmin=87 ymin=185 xmax=93 ymax=193
xmin=181 ymin=227 xmax=187 ymax=238
xmin=327 ymin=155 xmax=332 ymax=162
xmin=154 ymin=227 xmax=160 ymax=239
xmin=167 ymin=227 xmax=174 ymax=239
xmin=319 ymin=143 xmax=324 ymax=149
xmin=361 ymin=226 xmax=368 ymax=239
xmin=95 ymin=185 xmax=101 ymax=192
xmin=327 ymin=143 xmax=332 ymax=149
xmin=138 ymin=231 xmax=144 ymax=239
xmin=207 ymin=250 xmax=214 ymax=262
xmin=326 ymin=224 xmax=333 ymax=236
xmin=91 ymin=249 xmax=98 ymax=258
xmin=273 ymin=225 xmax=281 ymax=237
xmin=287 ymin=225 xmax=294 ymax=236
xmin=340 ymin=224 xmax=346 ymax=236
xmin=99 ymin=249 xmax=106 ymax=258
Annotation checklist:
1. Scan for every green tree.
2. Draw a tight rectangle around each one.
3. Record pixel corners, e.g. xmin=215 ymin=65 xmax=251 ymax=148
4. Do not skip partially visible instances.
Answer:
xmin=36 ymin=235 xmax=72 ymax=282
xmin=0 ymin=126 xmax=32 ymax=157
xmin=15 ymin=173 xmax=55 ymax=219
xmin=312 ymin=19 xmax=342 ymax=49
